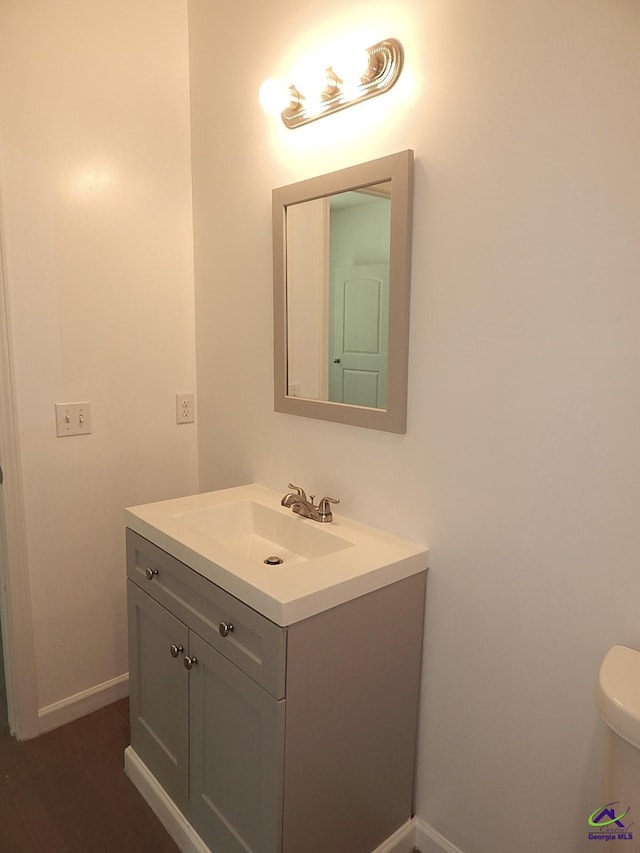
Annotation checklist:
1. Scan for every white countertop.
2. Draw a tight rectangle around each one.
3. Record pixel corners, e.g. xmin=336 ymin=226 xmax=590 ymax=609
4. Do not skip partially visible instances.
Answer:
xmin=125 ymin=483 xmax=428 ymax=626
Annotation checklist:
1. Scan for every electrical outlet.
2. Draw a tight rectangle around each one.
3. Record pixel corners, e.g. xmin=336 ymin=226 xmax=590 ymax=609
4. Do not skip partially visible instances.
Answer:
xmin=55 ymin=402 xmax=92 ymax=437
xmin=176 ymin=393 xmax=195 ymax=424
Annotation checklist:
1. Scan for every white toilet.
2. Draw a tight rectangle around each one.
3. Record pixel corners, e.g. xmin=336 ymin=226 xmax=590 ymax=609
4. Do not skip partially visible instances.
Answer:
xmin=597 ymin=645 xmax=640 ymax=850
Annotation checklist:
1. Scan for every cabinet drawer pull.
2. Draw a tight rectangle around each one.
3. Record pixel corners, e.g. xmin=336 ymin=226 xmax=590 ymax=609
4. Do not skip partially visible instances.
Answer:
xmin=219 ymin=621 xmax=234 ymax=638
xmin=145 ymin=567 xmax=159 ymax=581
xmin=184 ymin=655 xmax=198 ymax=670
xmin=170 ymin=643 xmax=184 ymax=658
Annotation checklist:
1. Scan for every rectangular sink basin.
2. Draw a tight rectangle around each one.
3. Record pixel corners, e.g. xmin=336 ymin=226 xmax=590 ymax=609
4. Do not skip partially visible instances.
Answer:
xmin=173 ymin=500 xmax=352 ymax=566
xmin=125 ymin=483 xmax=428 ymax=625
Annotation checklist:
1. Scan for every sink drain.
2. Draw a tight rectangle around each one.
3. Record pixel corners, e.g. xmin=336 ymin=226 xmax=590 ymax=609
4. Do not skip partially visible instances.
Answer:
xmin=264 ymin=555 xmax=284 ymax=565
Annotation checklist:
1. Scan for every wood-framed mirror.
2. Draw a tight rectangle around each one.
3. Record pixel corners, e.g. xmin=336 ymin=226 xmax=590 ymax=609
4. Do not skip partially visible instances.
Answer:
xmin=273 ymin=149 xmax=414 ymax=433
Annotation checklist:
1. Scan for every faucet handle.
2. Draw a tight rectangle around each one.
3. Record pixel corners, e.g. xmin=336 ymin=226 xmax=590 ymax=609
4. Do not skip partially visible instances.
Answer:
xmin=317 ymin=496 xmax=340 ymax=522
xmin=286 ymin=483 xmax=307 ymax=501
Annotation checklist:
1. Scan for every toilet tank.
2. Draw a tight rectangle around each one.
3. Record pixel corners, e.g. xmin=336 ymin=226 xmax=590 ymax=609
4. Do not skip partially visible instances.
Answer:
xmin=596 ymin=645 xmax=640 ymax=850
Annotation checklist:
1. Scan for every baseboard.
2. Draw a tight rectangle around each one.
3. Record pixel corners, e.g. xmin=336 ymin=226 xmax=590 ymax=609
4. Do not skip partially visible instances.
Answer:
xmin=127 ymin=745 xmax=418 ymax=853
xmin=38 ymin=672 xmax=129 ymax=734
xmin=125 ymin=747 xmax=213 ymax=853
xmin=372 ymin=817 xmax=417 ymax=853
xmin=416 ymin=818 xmax=465 ymax=853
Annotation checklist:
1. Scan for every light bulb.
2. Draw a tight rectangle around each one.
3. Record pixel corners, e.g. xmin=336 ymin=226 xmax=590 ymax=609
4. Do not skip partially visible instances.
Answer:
xmin=332 ymin=48 xmax=370 ymax=98
xmin=258 ymin=79 xmax=290 ymax=115
xmin=294 ymin=63 xmax=331 ymax=115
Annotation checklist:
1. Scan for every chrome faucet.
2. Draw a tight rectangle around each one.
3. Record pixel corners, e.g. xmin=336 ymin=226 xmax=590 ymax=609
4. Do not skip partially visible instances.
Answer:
xmin=280 ymin=483 xmax=339 ymax=523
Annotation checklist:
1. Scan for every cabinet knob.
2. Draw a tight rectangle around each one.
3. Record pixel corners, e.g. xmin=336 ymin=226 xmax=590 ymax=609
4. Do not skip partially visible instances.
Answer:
xmin=170 ymin=643 xmax=184 ymax=658
xmin=184 ymin=655 xmax=198 ymax=670
xmin=145 ymin=567 xmax=159 ymax=581
xmin=219 ymin=621 xmax=234 ymax=638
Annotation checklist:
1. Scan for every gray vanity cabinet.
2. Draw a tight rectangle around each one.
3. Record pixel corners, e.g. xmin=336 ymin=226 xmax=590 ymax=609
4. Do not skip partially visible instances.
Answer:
xmin=126 ymin=527 xmax=427 ymax=853
xmin=127 ymin=529 xmax=286 ymax=853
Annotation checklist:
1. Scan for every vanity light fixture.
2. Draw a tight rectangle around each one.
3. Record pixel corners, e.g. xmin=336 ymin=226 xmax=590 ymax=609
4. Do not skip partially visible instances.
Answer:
xmin=260 ymin=38 xmax=404 ymax=129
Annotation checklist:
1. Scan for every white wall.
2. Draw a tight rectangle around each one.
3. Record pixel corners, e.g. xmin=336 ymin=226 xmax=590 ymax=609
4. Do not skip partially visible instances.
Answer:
xmin=0 ymin=0 xmax=197 ymax=722
xmin=286 ymin=199 xmax=327 ymax=400
xmin=188 ymin=1 xmax=640 ymax=851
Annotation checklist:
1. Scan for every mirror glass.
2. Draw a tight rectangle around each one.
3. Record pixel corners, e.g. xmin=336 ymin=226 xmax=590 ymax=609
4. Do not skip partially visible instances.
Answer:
xmin=273 ymin=150 xmax=413 ymax=433
xmin=286 ymin=183 xmax=391 ymax=410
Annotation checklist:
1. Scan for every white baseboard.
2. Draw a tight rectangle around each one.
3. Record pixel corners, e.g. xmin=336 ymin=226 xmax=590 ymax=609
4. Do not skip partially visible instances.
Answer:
xmin=126 ymin=745 xmax=418 ymax=853
xmin=372 ymin=817 xmax=417 ymax=853
xmin=125 ymin=747 xmax=209 ymax=853
xmin=416 ymin=818 xmax=465 ymax=853
xmin=38 ymin=672 xmax=129 ymax=734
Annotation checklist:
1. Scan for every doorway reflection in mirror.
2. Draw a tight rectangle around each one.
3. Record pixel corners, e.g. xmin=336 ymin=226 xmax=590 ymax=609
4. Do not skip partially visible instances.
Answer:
xmin=286 ymin=184 xmax=391 ymax=410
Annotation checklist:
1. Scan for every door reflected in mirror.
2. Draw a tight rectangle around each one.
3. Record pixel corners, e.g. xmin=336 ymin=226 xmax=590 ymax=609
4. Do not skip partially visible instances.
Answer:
xmin=286 ymin=184 xmax=391 ymax=409
xmin=273 ymin=150 xmax=414 ymax=433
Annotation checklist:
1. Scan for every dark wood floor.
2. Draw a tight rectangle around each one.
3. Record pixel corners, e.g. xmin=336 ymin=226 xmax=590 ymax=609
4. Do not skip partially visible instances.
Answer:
xmin=0 ymin=698 xmax=180 ymax=852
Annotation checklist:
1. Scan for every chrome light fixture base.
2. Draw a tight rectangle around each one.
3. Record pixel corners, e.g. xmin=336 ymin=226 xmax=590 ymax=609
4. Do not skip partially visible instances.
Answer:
xmin=282 ymin=38 xmax=404 ymax=129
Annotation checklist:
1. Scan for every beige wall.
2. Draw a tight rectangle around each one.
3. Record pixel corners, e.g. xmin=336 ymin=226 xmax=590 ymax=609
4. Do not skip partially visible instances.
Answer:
xmin=0 ymin=1 xmax=198 ymax=720
xmin=188 ymin=1 xmax=640 ymax=851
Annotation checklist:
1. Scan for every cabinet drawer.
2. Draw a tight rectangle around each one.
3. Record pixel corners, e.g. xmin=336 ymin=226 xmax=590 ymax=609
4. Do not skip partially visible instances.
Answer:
xmin=127 ymin=529 xmax=287 ymax=698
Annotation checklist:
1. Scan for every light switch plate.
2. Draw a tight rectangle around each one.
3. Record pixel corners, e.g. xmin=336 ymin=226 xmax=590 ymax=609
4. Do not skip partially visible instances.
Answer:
xmin=55 ymin=402 xmax=92 ymax=437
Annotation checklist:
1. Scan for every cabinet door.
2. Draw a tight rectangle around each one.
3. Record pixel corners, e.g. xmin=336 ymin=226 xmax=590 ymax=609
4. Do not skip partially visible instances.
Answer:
xmin=127 ymin=580 xmax=189 ymax=809
xmin=188 ymin=631 xmax=285 ymax=853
